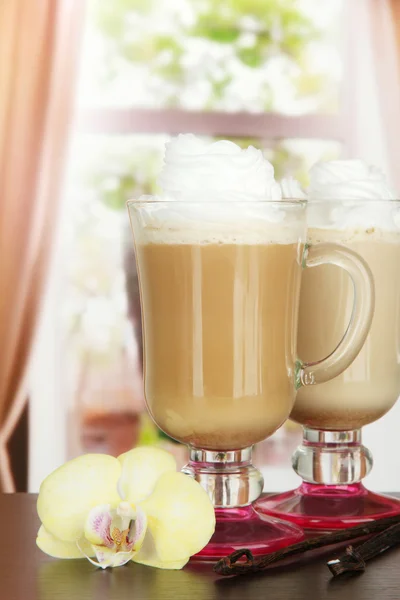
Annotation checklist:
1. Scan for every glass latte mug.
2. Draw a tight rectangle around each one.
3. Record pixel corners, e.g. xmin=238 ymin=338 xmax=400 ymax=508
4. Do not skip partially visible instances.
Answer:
xmin=257 ymin=200 xmax=400 ymax=530
xmin=128 ymin=198 xmax=374 ymax=558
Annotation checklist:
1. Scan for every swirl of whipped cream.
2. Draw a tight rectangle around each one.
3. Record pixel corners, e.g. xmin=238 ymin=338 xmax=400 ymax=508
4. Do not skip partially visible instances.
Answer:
xmin=307 ymin=159 xmax=399 ymax=231
xmin=308 ymin=160 xmax=396 ymax=200
xmin=280 ymin=176 xmax=306 ymax=199
xmin=158 ymin=134 xmax=282 ymax=201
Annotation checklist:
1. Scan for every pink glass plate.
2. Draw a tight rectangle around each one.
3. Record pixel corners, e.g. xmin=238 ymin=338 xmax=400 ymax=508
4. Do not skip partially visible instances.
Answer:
xmin=194 ymin=504 xmax=304 ymax=561
xmin=255 ymin=482 xmax=400 ymax=531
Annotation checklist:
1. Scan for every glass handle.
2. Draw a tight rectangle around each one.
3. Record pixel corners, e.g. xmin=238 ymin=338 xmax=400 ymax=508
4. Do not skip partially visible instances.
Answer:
xmin=298 ymin=243 xmax=375 ymax=387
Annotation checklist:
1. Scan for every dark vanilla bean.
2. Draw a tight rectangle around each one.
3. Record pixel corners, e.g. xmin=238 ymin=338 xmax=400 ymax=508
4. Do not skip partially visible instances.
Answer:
xmin=327 ymin=522 xmax=400 ymax=576
xmin=214 ymin=514 xmax=400 ymax=576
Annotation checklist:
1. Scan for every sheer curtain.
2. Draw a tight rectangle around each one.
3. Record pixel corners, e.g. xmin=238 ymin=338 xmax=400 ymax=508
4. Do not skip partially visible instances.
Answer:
xmin=0 ymin=0 xmax=83 ymax=491
xmin=345 ymin=0 xmax=400 ymax=190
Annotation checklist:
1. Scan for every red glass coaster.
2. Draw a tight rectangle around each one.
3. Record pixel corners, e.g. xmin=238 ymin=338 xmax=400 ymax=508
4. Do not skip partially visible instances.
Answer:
xmin=255 ymin=482 xmax=400 ymax=531
xmin=194 ymin=504 xmax=304 ymax=561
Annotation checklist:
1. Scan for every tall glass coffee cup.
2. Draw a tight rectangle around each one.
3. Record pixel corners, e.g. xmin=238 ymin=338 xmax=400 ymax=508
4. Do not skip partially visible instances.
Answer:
xmin=128 ymin=194 xmax=374 ymax=557
xmin=257 ymin=161 xmax=400 ymax=530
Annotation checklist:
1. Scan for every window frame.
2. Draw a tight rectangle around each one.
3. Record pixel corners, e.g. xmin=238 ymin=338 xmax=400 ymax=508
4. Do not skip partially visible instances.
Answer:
xmin=76 ymin=107 xmax=348 ymax=143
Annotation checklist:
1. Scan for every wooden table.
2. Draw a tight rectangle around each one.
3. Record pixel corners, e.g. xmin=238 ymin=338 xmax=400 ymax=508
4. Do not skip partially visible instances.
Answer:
xmin=2 ymin=494 xmax=400 ymax=600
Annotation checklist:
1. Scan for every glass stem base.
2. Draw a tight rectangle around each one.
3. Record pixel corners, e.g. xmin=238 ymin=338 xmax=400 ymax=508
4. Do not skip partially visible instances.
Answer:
xmin=255 ymin=428 xmax=400 ymax=530
xmin=293 ymin=428 xmax=372 ymax=485
xmin=182 ymin=447 xmax=264 ymax=508
xmin=182 ymin=447 xmax=304 ymax=559
xmin=195 ymin=505 xmax=304 ymax=560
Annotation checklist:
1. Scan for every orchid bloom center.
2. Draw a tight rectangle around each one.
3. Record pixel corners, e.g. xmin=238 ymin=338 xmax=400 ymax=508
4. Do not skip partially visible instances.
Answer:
xmin=110 ymin=502 xmax=138 ymax=552
xmin=79 ymin=501 xmax=147 ymax=569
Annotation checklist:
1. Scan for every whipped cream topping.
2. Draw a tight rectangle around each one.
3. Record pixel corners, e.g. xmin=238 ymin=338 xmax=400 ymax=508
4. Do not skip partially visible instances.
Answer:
xmin=280 ymin=176 xmax=306 ymax=199
xmin=133 ymin=135 xmax=307 ymax=244
xmin=308 ymin=160 xmax=396 ymax=201
xmin=307 ymin=159 xmax=400 ymax=231
xmin=158 ymin=134 xmax=283 ymax=201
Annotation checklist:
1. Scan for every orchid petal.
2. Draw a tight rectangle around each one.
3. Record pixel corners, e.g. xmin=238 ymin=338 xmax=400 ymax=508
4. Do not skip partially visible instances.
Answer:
xmin=36 ymin=525 xmax=95 ymax=559
xmin=84 ymin=505 xmax=113 ymax=547
xmin=118 ymin=447 xmax=176 ymax=504
xmin=37 ymin=454 xmax=121 ymax=542
xmin=128 ymin=506 xmax=147 ymax=552
xmin=81 ymin=545 xmax=134 ymax=569
xmin=132 ymin=528 xmax=189 ymax=570
xmin=140 ymin=472 xmax=215 ymax=562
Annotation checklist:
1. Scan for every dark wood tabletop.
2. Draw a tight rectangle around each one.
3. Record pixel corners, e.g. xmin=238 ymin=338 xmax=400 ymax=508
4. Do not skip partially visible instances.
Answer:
xmin=2 ymin=493 xmax=400 ymax=600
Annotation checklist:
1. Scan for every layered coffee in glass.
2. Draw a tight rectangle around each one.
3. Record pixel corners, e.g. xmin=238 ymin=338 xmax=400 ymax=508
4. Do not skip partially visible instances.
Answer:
xmin=257 ymin=160 xmax=400 ymax=529
xmin=128 ymin=139 xmax=375 ymax=556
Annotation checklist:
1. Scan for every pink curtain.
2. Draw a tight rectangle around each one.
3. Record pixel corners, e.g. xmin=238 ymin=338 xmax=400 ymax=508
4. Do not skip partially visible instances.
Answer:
xmin=0 ymin=0 xmax=83 ymax=491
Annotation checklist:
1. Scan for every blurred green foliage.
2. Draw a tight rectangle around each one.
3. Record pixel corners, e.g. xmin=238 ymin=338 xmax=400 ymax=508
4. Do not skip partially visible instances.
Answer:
xmin=81 ymin=140 xmax=162 ymax=211
xmin=89 ymin=0 xmax=321 ymax=110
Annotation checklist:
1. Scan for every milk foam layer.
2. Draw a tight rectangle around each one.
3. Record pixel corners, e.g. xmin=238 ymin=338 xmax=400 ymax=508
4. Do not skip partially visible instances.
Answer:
xmin=307 ymin=227 xmax=400 ymax=246
xmin=131 ymin=135 xmax=306 ymax=244
xmin=132 ymin=201 xmax=306 ymax=245
xmin=308 ymin=160 xmax=400 ymax=231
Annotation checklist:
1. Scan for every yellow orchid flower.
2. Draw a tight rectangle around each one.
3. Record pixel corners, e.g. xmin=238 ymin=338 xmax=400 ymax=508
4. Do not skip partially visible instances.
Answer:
xmin=36 ymin=447 xmax=215 ymax=570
